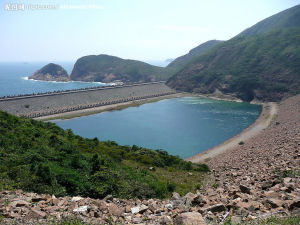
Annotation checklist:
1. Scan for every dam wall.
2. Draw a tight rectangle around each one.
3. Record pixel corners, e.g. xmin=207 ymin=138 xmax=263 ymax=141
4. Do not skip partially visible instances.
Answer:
xmin=0 ymin=82 xmax=176 ymax=118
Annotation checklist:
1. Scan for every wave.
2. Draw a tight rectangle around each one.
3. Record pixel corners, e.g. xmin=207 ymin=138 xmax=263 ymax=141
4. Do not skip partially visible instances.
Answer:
xmin=26 ymin=78 xmax=70 ymax=84
xmin=23 ymin=77 xmax=110 ymax=86
xmin=179 ymin=97 xmax=215 ymax=105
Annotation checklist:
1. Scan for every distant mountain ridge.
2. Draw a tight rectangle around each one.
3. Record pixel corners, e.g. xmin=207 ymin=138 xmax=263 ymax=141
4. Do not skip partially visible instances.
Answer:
xmin=167 ymin=40 xmax=223 ymax=69
xmin=167 ymin=4 xmax=300 ymax=102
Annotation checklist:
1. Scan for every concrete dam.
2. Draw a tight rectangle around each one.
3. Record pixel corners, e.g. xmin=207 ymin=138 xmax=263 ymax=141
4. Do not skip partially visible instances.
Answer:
xmin=0 ymin=82 xmax=176 ymax=118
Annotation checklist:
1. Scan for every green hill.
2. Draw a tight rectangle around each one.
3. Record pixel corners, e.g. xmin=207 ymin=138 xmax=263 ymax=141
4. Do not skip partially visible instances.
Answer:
xmin=167 ymin=5 xmax=300 ymax=102
xmin=70 ymin=54 xmax=176 ymax=83
xmin=0 ymin=111 xmax=209 ymax=199
xmin=167 ymin=40 xmax=223 ymax=69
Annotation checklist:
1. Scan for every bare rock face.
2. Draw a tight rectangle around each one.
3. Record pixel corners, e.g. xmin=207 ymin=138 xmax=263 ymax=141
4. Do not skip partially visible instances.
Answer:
xmin=29 ymin=63 xmax=70 ymax=82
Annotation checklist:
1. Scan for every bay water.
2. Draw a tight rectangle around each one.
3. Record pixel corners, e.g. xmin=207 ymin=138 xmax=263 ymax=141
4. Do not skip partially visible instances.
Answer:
xmin=54 ymin=97 xmax=261 ymax=159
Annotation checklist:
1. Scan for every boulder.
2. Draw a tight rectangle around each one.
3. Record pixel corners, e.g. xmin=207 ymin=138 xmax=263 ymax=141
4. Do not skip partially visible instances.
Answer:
xmin=108 ymin=203 xmax=124 ymax=216
xmin=25 ymin=208 xmax=47 ymax=219
xmin=73 ymin=205 xmax=89 ymax=213
xmin=13 ymin=200 xmax=30 ymax=207
xmin=174 ymin=212 xmax=206 ymax=225
xmin=239 ymin=184 xmax=251 ymax=194
xmin=289 ymin=199 xmax=300 ymax=211
xmin=159 ymin=215 xmax=173 ymax=224
xmin=207 ymin=203 xmax=227 ymax=213
xmin=71 ymin=196 xmax=84 ymax=202
xmin=265 ymin=198 xmax=283 ymax=208
xmin=131 ymin=206 xmax=140 ymax=214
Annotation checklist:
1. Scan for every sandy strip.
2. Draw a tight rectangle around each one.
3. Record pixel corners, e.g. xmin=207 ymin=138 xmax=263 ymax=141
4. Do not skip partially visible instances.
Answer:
xmin=34 ymin=93 xmax=185 ymax=121
xmin=185 ymin=102 xmax=278 ymax=163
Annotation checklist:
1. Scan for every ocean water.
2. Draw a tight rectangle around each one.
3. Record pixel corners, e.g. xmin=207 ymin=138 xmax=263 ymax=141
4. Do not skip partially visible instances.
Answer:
xmin=0 ymin=62 xmax=106 ymax=97
xmin=54 ymin=97 xmax=262 ymax=159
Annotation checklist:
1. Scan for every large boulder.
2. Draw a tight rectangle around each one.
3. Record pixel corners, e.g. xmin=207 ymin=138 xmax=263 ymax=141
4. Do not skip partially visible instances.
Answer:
xmin=174 ymin=212 xmax=206 ymax=225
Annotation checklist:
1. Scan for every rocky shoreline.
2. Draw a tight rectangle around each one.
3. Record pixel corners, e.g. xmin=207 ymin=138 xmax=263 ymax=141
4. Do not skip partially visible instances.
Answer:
xmin=1 ymin=94 xmax=300 ymax=224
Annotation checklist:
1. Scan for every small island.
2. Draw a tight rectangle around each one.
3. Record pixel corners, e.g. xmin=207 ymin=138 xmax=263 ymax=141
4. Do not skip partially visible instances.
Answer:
xmin=29 ymin=63 xmax=70 ymax=82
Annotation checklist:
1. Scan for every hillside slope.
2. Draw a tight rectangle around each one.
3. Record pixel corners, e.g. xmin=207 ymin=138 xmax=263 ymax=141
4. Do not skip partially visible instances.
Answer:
xmin=167 ymin=5 xmax=300 ymax=102
xmin=70 ymin=54 xmax=175 ymax=83
xmin=167 ymin=40 xmax=223 ymax=69
xmin=0 ymin=111 xmax=209 ymax=199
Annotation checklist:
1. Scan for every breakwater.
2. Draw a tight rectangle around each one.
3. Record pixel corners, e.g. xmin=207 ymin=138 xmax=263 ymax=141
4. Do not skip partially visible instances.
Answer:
xmin=0 ymin=82 xmax=176 ymax=118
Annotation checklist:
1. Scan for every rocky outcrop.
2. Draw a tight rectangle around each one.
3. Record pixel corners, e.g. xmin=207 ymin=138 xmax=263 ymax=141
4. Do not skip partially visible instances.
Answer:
xmin=29 ymin=63 xmax=70 ymax=82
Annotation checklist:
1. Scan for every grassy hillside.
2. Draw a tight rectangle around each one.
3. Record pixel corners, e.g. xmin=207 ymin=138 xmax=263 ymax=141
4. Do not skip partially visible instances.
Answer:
xmin=167 ymin=40 xmax=223 ymax=69
xmin=167 ymin=5 xmax=300 ymax=102
xmin=70 ymin=54 xmax=176 ymax=83
xmin=0 ymin=111 xmax=209 ymax=199
xmin=237 ymin=4 xmax=300 ymax=37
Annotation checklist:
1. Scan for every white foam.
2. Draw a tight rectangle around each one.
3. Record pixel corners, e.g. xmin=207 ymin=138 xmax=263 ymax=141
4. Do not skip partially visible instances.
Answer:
xmin=22 ymin=76 xmax=113 ymax=87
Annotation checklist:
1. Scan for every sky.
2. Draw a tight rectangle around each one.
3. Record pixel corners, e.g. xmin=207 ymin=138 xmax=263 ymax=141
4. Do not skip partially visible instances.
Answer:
xmin=0 ymin=0 xmax=299 ymax=62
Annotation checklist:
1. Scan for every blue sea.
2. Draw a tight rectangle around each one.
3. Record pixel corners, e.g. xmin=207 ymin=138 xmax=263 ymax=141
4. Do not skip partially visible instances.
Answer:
xmin=0 ymin=62 xmax=105 ymax=97
xmin=0 ymin=62 xmax=262 ymax=158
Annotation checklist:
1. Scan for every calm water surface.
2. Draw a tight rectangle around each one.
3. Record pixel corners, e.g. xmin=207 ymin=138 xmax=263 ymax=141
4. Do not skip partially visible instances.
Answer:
xmin=54 ymin=97 xmax=262 ymax=159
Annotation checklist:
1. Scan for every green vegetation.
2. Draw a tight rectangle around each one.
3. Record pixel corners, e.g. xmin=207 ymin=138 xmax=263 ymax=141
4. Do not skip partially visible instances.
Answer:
xmin=0 ymin=110 xmax=209 ymax=199
xmin=238 ymin=141 xmax=244 ymax=145
xmin=70 ymin=54 xmax=176 ymax=83
xmin=167 ymin=5 xmax=300 ymax=102
xmin=167 ymin=40 xmax=223 ymax=70
xmin=274 ymin=167 xmax=300 ymax=179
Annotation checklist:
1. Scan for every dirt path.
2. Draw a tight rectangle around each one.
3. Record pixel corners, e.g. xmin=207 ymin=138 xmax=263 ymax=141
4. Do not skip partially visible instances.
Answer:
xmin=186 ymin=102 xmax=278 ymax=163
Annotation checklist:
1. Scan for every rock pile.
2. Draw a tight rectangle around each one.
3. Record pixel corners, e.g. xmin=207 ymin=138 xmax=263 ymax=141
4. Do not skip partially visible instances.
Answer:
xmin=202 ymin=94 xmax=300 ymax=222
xmin=0 ymin=190 xmax=207 ymax=224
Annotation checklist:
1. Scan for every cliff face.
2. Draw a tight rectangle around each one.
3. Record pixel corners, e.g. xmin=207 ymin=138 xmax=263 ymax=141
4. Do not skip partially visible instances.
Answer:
xmin=70 ymin=54 xmax=175 ymax=83
xmin=167 ymin=5 xmax=300 ymax=102
xmin=29 ymin=63 xmax=70 ymax=82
